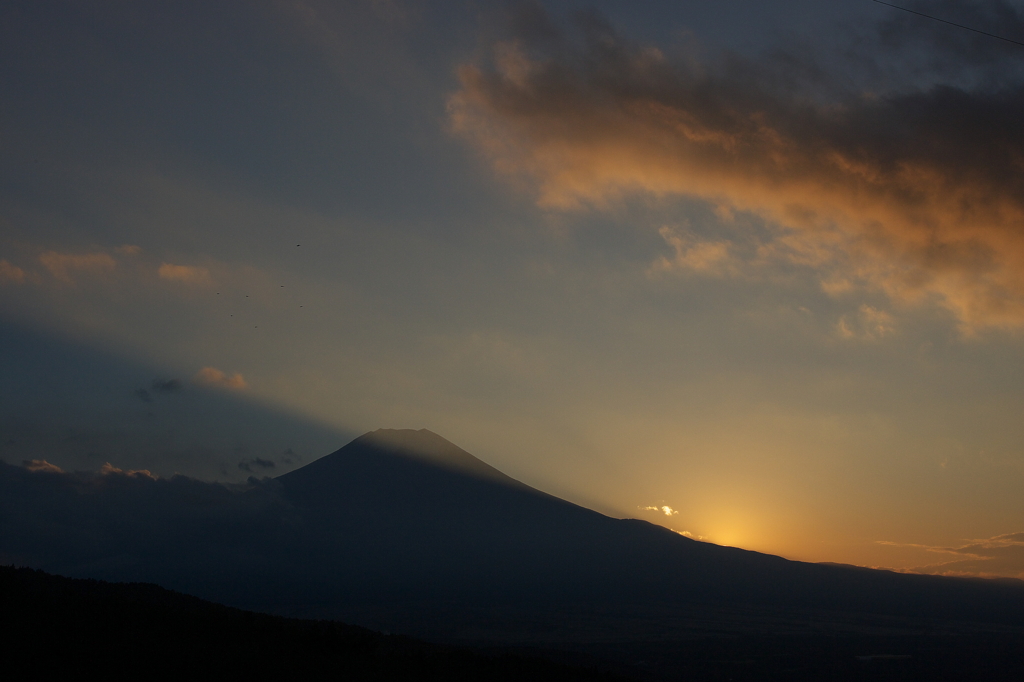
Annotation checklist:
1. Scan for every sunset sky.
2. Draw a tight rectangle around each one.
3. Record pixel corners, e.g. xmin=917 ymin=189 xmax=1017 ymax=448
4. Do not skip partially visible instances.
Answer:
xmin=3 ymin=0 xmax=1024 ymax=578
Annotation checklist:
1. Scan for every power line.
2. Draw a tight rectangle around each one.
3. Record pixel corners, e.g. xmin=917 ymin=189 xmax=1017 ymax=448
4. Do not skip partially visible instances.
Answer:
xmin=871 ymin=0 xmax=1024 ymax=48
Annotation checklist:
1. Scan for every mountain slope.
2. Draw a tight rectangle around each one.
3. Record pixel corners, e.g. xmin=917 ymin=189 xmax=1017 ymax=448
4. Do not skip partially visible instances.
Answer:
xmin=4 ymin=428 xmax=1024 ymax=643
xmin=260 ymin=430 xmax=1024 ymax=632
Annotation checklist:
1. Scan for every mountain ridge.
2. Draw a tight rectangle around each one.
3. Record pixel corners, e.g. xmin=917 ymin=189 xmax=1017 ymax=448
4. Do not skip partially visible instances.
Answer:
xmin=4 ymin=427 xmax=1024 ymax=646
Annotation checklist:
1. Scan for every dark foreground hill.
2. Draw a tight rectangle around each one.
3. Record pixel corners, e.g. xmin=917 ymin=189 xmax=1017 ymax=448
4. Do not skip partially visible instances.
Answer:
xmin=6 ymin=429 xmax=1024 ymax=679
xmin=6 ymin=566 xmax=1024 ymax=682
xmin=0 ymin=565 xmax=632 ymax=681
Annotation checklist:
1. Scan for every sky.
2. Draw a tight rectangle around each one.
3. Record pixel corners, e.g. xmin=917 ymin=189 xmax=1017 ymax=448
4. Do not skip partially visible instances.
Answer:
xmin=3 ymin=0 xmax=1024 ymax=578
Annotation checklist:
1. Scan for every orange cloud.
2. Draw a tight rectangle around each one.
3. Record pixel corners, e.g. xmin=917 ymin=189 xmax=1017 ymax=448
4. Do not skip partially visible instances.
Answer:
xmin=158 ymin=263 xmax=212 ymax=285
xmin=650 ymin=226 xmax=735 ymax=277
xmin=0 ymin=259 xmax=25 ymax=284
xmin=23 ymin=460 xmax=63 ymax=473
xmin=39 ymin=251 xmax=116 ymax=283
xmin=836 ymin=305 xmax=896 ymax=341
xmin=450 ymin=24 xmax=1024 ymax=333
xmin=100 ymin=462 xmax=156 ymax=479
xmin=193 ymin=366 xmax=247 ymax=390
xmin=116 ymin=244 xmax=143 ymax=256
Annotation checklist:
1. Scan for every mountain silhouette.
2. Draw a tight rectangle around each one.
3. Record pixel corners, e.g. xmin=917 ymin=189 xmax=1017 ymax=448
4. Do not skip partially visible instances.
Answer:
xmin=4 ymin=427 xmax=1024 ymax=649
xmin=1 ymin=565 xmax=633 ymax=682
xmin=233 ymin=429 xmax=1024 ymax=638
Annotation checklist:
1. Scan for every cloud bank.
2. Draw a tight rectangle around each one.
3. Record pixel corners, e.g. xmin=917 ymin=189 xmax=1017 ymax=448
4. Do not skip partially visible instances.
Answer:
xmin=450 ymin=7 xmax=1024 ymax=333
xmin=39 ymin=252 xmax=117 ymax=284
xmin=882 ymin=532 xmax=1024 ymax=579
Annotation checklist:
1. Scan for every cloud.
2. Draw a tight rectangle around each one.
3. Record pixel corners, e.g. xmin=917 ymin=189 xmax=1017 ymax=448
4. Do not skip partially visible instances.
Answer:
xmin=836 ymin=304 xmax=896 ymax=341
xmin=151 ymin=379 xmax=182 ymax=393
xmin=193 ymin=367 xmax=247 ymax=390
xmin=134 ymin=379 xmax=182 ymax=402
xmin=238 ymin=458 xmax=276 ymax=473
xmin=158 ymin=263 xmax=212 ymax=285
xmin=23 ymin=460 xmax=63 ymax=474
xmin=678 ymin=530 xmax=707 ymax=540
xmin=115 ymin=245 xmax=143 ymax=256
xmin=100 ymin=462 xmax=156 ymax=479
xmin=650 ymin=226 xmax=735 ymax=276
xmin=39 ymin=251 xmax=116 ymax=283
xmin=0 ymin=260 xmax=26 ymax=284
xmin=640 ymin=504 xmax=678 ymax=516
xmin=449 ymin=9 xmax=1024 ymax=333
xmin=880 ymin=533 xmax=1024 ymax=579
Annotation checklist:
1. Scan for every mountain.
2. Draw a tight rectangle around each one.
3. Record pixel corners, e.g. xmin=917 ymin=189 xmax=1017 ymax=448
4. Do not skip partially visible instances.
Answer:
xmin=264 ymin=430 xmax=1024 ymax=632
xmin=5 ymin=427 xmax=1024 ymax=649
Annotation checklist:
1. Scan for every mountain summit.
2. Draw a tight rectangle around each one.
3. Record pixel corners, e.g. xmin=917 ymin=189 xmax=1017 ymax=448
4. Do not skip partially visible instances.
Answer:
xmin=279 ymin=428 xmax=525 ymax=490
xmin=269 ymin=428 xmax=643 ymax=611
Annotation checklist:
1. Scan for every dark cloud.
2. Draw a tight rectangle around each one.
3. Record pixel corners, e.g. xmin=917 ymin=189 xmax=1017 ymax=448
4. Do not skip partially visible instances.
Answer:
xmin=280 ymin=448 xmax=300 ymax=465
xmin=450 ymin=3 xmax=1024 ymax=333
xmin=134 ymin=379 xmax=181 ymax=403
xmin=238 ymin=458 xmax=275 ymax=473
xmin=151 ymin=379 xmax=182 ymax=393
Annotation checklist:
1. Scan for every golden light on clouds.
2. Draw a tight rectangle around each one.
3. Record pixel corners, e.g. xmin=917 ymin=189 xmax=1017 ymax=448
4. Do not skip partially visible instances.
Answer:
xmin=193 ymin=366 xmax=248 ymax=390
xmin=650 ymin=226 xmax=735 ymax=277
xmin=0 ymin=259 xmax=25 ymax=284
xmin=836 ymin=304 xmax=896 ymax=341
xmin=23 ymin=459 xmax=64 ymax=474
xmin=450 ymin=33 xmax=1024 ymax=333
xmin=158 ymin=263 xmax=212 ymax=285
xmin=99 ymin=462 xmax=156 ymax=479
xmin=39 ymin=251 xmax=116 ymax=283
xmin=640 ymin=504 xmax=679 ymax=516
